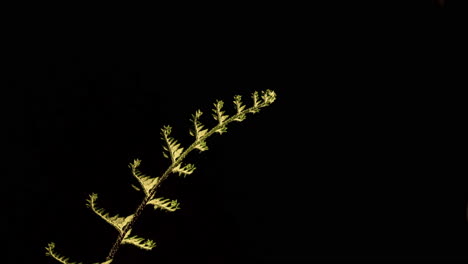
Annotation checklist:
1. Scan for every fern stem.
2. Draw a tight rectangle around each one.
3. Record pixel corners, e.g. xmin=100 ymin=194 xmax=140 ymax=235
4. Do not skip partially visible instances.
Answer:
xmin=105 ymin=99 xmax=273 ymax=261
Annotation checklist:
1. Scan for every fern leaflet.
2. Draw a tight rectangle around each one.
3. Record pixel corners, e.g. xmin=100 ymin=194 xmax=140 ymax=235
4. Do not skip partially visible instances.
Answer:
xmin=161 ymin=125 xmax=184 ymax=163
xmin=147 ymin=197 xmax=181 ymax=212
xmin=129 ymin=159 xmax=159 ymax=197
xmin=86 ymin=193 xmax=133 ymax=234
xmin=122 ymin=232 xmax=157 ymax=251
xmin=233 ymin=95 xmax=246 ymax=121
xmin=173 ymin=162 xmax=196 ymax=177
xmin=45 ymin=242 xmax=85 ymax=264
xmin=189 ymin=109 xmax=209 ymax=152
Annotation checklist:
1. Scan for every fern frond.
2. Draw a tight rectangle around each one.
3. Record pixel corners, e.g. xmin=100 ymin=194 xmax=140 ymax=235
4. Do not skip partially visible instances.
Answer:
xmin=129 ymin=159 xmax=159 ymax=197
xmin=45 ymin=89 xmax=277 ymax=263
xmin=173 ymin=163 xmax=196 ymax=177
xmin=45 ymin=242 xmax=83 ymax=264
xmin=122 ymin=232 xmax=157 ymax=251
xmin=147 ymin=197 xmax=181 ymax=212
xmin=161 ymin=125 xmax=184 ymax=163
xmin=86 ymin=193 xmax=134 ymax=234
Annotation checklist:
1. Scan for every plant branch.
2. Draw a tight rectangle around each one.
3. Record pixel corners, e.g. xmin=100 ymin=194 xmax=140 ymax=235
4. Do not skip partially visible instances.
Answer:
xmin=104 ymin=92 xmax=275 ymax=261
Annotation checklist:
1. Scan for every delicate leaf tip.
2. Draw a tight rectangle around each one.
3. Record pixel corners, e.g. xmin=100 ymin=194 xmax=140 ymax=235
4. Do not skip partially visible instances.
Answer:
xmin=148 ymin=197 xmax=181 ymax=212
xmin=123 ymin=232 xmax=157 ymax=251
xmin=189 ymin=109 xmax=208 ymax=140
xmin=129 ymin=159 xmax=159 ymax=197
xmin=233 ymin=95 xmax=246 ymax=121
xmin=45 ymin=242 xmax=83 ymax=264
xmin=261 ymin=89 xmax=276 ymax=105
xmin=252 ymin=91 xmax=260 ymax=105
xmin=163 ymin=124 xmax=172 ymax=133
xmin=173 ymin=163 xmax=196 ymax=177
xmin=249 ymin=91 xmax=260 ymax=113
xmin=189 ymin=110 xmax=209 ymax=150
xmin=87 ymin=193 xmax=134 ymax=234
xmin=161 ymin=125 xmax=184 ymax=163
xmin=211 ymin=99 xmax=229 ymax=134
xmin=212 ymin=100 xmax=229 ymax=124
xmin=249 ymin=89 xmax=276 ymax=113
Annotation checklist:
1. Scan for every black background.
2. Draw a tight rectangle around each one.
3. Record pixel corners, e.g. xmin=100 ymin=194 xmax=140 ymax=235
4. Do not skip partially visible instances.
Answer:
xmin=6 ymin=1 xmax=468 ymax=263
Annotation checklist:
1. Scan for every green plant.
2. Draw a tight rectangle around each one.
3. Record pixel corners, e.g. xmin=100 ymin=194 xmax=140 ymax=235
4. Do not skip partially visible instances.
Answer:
xmin=45 ymin=90 xmax=277 ymax=263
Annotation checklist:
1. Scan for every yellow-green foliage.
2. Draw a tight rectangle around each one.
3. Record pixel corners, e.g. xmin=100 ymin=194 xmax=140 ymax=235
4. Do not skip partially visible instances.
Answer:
xmin=45 ymin=90 xmax=276 ymax=264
